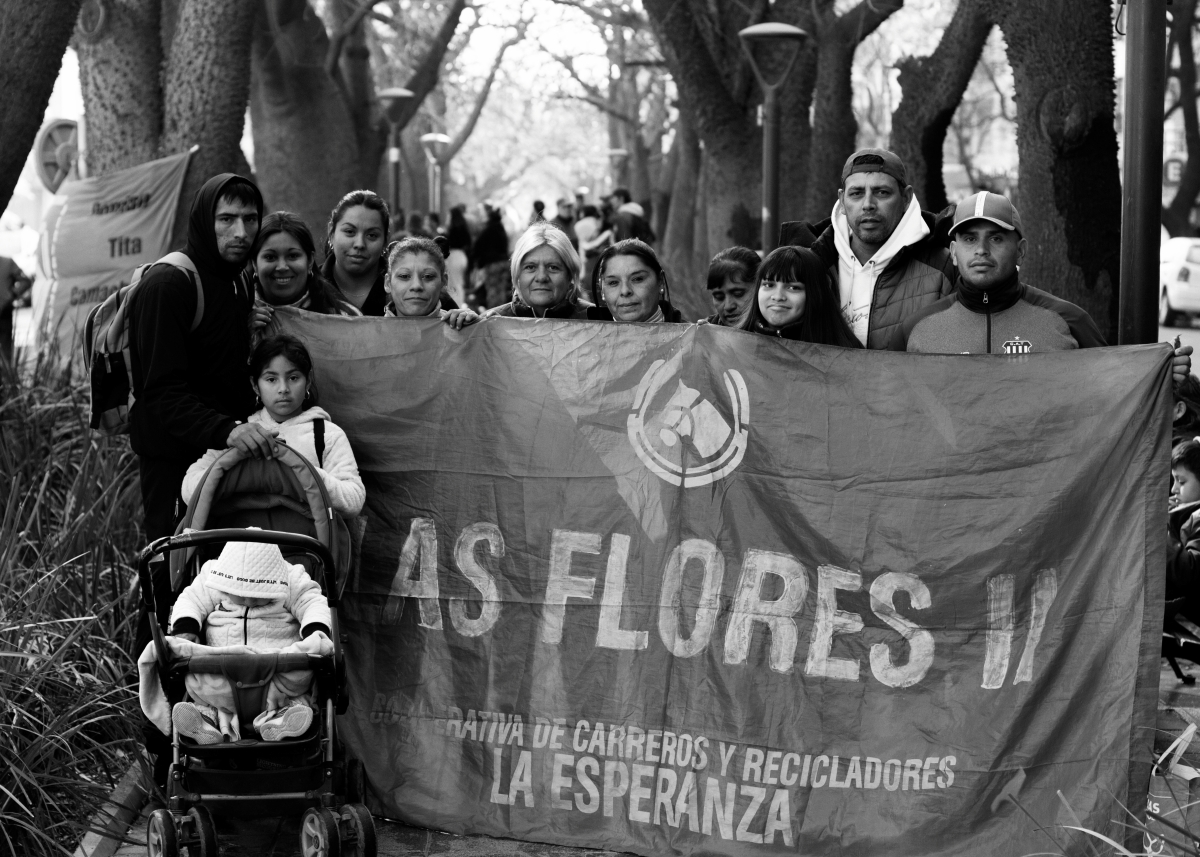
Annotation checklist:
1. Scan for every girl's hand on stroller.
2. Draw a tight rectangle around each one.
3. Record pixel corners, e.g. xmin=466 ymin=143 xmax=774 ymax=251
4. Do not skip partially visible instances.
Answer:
xmin=171 ymin=632 xmax=200 ymax=644
xmin=227 ymin=422 xmax=279 ymax=459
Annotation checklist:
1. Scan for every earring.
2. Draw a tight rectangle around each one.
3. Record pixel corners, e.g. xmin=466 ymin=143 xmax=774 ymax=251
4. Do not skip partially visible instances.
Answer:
xmin=304 ymin=388 xmax=312 ymax=401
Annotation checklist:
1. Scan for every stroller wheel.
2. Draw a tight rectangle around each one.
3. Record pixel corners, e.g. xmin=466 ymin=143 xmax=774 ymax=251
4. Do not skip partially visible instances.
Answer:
xmin=186 ymin=805 xmax=219 ymax=857
xmin=341 ymin=804 xmax=376 ymax=857
xmin=299 ymin=807 xmax=341 ymax=857
xmin=146 ymin=808 xmax=180 ymax=857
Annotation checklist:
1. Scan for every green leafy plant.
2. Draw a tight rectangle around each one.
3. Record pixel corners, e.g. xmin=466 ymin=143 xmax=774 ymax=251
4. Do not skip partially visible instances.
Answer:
xmin=0 ymin=351 xmax=144 ymax=856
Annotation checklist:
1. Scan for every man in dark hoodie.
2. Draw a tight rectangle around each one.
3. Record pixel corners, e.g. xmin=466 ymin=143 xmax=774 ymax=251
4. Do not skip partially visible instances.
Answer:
xmin=128 ymin=173 xmax=272 ymax=787
xmin=130 ymin=173 xmax=272 ymax=547
xmin=779 ymin=148 xmax=956 ymax=349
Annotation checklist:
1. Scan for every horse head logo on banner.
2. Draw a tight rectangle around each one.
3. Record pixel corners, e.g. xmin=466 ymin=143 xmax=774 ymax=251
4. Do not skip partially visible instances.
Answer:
xmin=627 ymin=357 xmax=750 ymax=487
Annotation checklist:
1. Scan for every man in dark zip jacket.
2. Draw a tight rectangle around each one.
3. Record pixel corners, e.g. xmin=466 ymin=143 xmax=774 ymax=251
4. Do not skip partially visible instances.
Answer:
xmin=779 ymin=148 xmax=957 ymax=349
xmin=888 ymin=193 xmax=1192 ymax=385
xmin=127 ymin=174 xmax=274 ymax=788
xmin=888 ymin=192 xmax=1103 ymax=354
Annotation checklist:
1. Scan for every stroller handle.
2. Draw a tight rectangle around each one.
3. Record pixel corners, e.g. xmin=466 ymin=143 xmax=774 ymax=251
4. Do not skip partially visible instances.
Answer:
xmin=182 ymin=651 xmax=323 ymax=675
xmin=139 ymin=528 xmax=338 ymax=605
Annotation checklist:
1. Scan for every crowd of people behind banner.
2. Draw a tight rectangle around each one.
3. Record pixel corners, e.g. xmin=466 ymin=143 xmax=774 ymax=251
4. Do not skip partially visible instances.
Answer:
xmin=121 ymin=147 xmax=1200 ymax=786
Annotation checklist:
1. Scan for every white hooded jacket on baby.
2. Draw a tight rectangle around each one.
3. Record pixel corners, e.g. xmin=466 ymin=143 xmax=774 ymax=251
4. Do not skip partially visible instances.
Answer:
xmin=140 ymin=536 xmax=334 ymax=740
xmin=181 ymin=405 xmax=365 ymax=517
xmin=169 ymin=537 xmax=332 ymax=649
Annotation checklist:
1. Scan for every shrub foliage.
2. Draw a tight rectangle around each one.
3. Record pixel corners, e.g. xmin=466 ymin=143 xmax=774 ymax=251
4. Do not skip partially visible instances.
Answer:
xmin=0 ymin=354 xmax=144 ymax=856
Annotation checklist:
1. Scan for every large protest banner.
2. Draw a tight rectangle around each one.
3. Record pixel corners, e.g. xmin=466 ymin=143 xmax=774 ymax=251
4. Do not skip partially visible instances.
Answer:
xmin=280 ymin=310 xmax=1169 ymax=856
xmin=33 ymin=149 xmax=193 ymax=353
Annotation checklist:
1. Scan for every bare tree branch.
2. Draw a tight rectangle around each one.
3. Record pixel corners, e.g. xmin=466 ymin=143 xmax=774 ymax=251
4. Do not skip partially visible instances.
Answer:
xmin=543 ymin=44 xmax=639 ymax=124
xmin=392 ymin=0 xmax=469 ymax=130
xmin=440 ymin=21 xmax=528 ymax=162
xmin=325 ymin=0 xmax=390 ymax=79
xmin=544 ymin=0 xmax=647 ymax=29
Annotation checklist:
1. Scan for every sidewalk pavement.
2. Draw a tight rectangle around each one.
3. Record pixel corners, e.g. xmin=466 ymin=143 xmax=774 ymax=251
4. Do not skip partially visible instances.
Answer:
xmin=99 ymin=657 xmax=1200 ymax=857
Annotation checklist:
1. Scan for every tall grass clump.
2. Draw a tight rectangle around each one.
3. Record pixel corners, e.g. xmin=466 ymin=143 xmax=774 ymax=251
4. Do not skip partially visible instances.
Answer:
xmin=0 ymin=349 xmax=145 ymax=856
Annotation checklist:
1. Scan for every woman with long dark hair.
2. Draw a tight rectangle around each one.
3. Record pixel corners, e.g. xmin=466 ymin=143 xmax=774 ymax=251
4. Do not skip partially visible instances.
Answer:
xmin=740 ymin=246 xmax=861 ymax=348
xmin=248 ymin=212 xmax=359 ymax=346
xmin=321 ymin=190 xmax=391 ymax=316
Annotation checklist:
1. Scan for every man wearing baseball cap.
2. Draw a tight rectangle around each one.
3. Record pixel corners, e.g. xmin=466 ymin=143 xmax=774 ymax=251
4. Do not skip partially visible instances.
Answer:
xmin=888 ymin=191 xmax=1105 ymax=353
xmin=890 ymin=192 xmax=1195 ymax=381
xmin=779 ymin=148 xmax=957 ymax=349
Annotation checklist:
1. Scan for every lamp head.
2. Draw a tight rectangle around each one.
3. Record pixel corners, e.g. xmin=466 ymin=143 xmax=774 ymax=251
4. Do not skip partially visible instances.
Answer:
xmin=378 ymin=87 xmax=415 ymax=124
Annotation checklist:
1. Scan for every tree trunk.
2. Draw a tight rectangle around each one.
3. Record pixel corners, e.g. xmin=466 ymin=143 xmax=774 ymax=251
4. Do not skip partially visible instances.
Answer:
xmin=0 ymin=0 xmax=84 ymax=212
xmin=777 ymin=45 xmax=817 ymax=224
xmin=160 ymin=0 xmax=258 ymax=246
xmin=890 ymin=0 xmax=993 ymax=212
xmin=75 ymin=0 xmax=163 ymax=175
xmin=984 ymin=0 xmax=1121 ymax=341
xmin=652 ymin=127 xmax=680 ymax=242
xmin=644 ymin=0 xmax=763 ymax=254
xmin=663 ymin=110 xmax=704 ymax=317
xmin=802 ymin=0 xmax=904 ymax=219
xmin=803 ymin=36 xmax=859 ymax=220
xmin=250 ymin=0 xmax=359 ymax=238
xmin=1162 ymin=0 xmax=1200 ymax=238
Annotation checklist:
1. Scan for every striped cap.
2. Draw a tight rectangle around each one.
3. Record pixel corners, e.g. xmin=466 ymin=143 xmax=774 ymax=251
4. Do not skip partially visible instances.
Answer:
xmin=950 ymin=191 xmax=1023 ymax=238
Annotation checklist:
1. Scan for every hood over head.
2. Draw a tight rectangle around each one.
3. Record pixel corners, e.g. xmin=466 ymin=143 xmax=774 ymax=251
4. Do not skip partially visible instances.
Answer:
xmin=185 ymin=173 xmax=265 ymax=278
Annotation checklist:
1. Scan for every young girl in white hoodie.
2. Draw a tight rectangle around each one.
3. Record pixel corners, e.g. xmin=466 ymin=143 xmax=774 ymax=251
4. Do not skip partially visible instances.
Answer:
xmin=181 ymin=334 xmax=365 ymax=516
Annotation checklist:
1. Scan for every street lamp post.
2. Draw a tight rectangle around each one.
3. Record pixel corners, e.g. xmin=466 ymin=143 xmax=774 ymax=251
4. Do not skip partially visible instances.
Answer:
xmin=738 ymin=23 xmax=808 ymax=254
xmin=1118 ymin=0 xmax=1167 ymax=344
xmin=378 ymin=87 xmax=415 ymax=224
xmin=420 ymin=132 xmax=452 ymax=219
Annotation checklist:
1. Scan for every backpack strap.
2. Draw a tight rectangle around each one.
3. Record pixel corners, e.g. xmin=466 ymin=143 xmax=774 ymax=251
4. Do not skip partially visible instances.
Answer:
xmin=314 ymin=418 xmax=325 ymax=468
xmin=157 ymin=251 xmax=204 ymax=331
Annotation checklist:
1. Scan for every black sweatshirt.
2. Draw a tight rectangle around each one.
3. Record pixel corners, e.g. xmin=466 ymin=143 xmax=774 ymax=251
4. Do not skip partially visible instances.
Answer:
xmin=128 ymin=174 xmax=263 ymax=461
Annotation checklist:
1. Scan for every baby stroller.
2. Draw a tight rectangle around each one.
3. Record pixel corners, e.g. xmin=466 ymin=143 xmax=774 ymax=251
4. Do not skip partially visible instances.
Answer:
xmin=138 ymin=444 xmax=372 ymax=857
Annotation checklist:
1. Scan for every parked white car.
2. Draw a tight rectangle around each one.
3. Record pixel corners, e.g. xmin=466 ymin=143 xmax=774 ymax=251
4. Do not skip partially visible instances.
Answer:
xmin=1161 ymin=237 xmax=1200 ymax=326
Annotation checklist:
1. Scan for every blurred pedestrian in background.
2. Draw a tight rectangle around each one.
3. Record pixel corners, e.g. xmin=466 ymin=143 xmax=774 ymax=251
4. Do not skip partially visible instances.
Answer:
xmin=473 ymin=201 xmax=511 ymax=308
xmin=0 ymin=253 xmax=31 ymax=362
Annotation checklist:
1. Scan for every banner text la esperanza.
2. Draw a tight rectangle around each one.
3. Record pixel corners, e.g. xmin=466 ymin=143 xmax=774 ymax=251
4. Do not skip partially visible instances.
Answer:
xmin=381 ymin=519 xmax=1057 ymax=689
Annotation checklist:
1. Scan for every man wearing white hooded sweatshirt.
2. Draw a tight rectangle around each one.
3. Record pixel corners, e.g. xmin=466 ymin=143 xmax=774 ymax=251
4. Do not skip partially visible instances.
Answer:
xmin=779 ymin=149 xmax=957 ymax=349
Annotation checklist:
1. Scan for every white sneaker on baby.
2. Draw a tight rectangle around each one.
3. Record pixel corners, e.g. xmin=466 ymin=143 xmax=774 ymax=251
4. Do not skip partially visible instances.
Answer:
xmin=257 ymin=703 xmax=313 ymax=741
xmin=173 ymin=702 xmax=227 ymax=745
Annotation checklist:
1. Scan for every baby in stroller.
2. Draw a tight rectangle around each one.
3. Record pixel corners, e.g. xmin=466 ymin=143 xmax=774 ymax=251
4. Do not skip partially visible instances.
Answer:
xmin=167 ymin=533 xmax=332 ymax=743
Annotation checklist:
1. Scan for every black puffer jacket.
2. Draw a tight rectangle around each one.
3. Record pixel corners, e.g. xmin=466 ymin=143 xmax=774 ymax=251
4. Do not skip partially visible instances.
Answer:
xmin=780 ymin=209 xmax=957 ymax=349
xmin=128 ymin=174 xmax=262 ymax=460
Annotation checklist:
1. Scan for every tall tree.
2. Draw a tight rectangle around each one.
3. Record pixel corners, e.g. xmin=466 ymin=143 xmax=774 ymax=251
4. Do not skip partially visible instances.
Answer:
xmin=644 ymin=0 xmax=903 ymax=255
xmin=643 ymin=0 xmax=804 ymax=252
xmin=801 ymin=0 xmax=904 ymax=218
xmin=76 ymin=0 xmax=259 ymax=245
xmin=544 ymin=0 xmax=669 ymax=209
xmin=890 ymin=0 xmax=994 ymax=211
xmin=250 ymin=0 xmax=466 ymax=236
xmin=0 ymin=0 xmax=85 ymax=213
xmin=981 ymin=0 xmax=1121 ymax=340
xmin=1162 ymin=0 xmax=1200 ymax=239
